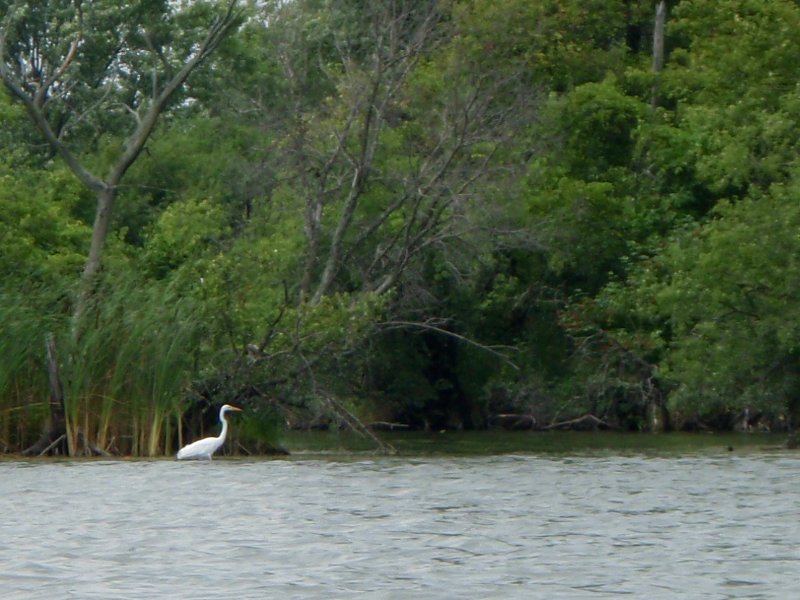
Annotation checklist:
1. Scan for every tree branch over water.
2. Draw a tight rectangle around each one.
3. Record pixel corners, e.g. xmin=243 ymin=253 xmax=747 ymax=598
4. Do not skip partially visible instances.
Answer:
xmin=379 ymin=320 xmax=520 ymax=371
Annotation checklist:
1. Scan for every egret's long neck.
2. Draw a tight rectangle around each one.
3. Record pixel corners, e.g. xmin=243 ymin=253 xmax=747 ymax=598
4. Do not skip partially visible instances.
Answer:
xmin=218 ymin=413 xmax=229 ymax=441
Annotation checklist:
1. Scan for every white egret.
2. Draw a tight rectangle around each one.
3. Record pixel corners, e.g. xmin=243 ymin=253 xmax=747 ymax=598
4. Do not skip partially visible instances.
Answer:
xmin=177 ymin=404 xmax=242 ymax=460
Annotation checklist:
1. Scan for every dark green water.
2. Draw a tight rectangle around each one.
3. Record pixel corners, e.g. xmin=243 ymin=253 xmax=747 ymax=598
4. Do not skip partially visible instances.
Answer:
xmin=278 ymin=430 xmax=787 ymax=456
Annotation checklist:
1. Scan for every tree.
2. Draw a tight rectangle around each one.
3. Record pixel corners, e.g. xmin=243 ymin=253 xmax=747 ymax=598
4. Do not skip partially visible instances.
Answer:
xmin=0 ymin=0 xmax=241 ymax=315
xmin=617 ymin=182 xmax=800 ymax=429
xmin=663 ymin=0 xmax=800 ymax=196
xmin=248 ymin=0 xmax=534 ymax=306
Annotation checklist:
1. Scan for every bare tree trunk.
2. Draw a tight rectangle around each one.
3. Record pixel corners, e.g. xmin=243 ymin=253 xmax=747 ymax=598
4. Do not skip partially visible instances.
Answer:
xmin=648 ymin=392 xmax=669 ymax=433
xmin=85 ymin=187 xmax=115 ymax=282
xmin=299 ymin=190 xmax=323 ymax=301
xmin=311 ymin=168 xmax=367 ymax=304
xmin=651 ymin=0 xmax=667 ymax=109
xmin=22 ymin=335 xmax=67 ymax=456
xmin=75 ymin=186 xmax=116 ymax=320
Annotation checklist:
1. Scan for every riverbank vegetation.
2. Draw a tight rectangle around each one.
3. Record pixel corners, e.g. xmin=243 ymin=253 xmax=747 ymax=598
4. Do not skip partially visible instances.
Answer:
xmin=2 ymin=0 xmax=799 ymax=456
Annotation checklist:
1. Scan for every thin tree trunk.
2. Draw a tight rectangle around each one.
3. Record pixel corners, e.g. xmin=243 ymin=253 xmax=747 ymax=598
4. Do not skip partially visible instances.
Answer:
xmin=299 ymin=197 xmax=322 ymax=301
xmin=651 ymin=0 xmax=667 ymax=109
xmin=311 ymin=168 xmax=366 ymax=304
xmin=75 ymin=186 xmax=116 ymax=320
xmin=22 ymin=334 xmax=67 ymax=456
xmin=648 ymin=396 xmax=669 ymax=433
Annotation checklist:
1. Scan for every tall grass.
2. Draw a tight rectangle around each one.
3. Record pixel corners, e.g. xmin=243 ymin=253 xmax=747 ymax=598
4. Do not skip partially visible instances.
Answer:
xmin=0 ymin=288 xmax=65 ymax=451
xmin=0 ymin=274 xmax=205 ymax=456
xmin=65 ymin=275 xmax=205 ymax=456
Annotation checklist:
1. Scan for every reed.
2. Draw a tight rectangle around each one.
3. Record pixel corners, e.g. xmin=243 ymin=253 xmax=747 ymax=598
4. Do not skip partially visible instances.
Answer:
xmin=0 ymin=272 xmax=206 ymax=456
xmin=0 ymin=288 xmax=64 ymax=451
xmin=143 ymin=292 xmax=202 ymax=456
xmin=65 ymin=274 xmax=205 ymax=455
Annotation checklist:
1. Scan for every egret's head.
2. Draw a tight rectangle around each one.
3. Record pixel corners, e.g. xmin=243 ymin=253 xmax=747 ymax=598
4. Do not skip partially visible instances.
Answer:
xmin=221 ymin=404 xmax=243 ymax=414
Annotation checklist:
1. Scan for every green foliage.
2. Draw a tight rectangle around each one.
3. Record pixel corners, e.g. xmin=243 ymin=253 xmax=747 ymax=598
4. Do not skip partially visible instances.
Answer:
xmin=142 ymin=197 xmax=230 ymax=278
xmin=664 ymin=0 xmax=800 ymax=195
xmin=554 ymin=79 xmax=645 ymax=178
xmin=452 ymin=0 xmax=650 ymax=89
xmin=649 ymin=183 xmax=800 ymax=420
xmin=0 ymin=163 xmax=91 ymax=287
xmin=0 ymin=89 xmax=32 ymax=163
xmin=526 ymin=78 xmax=649 ymax=290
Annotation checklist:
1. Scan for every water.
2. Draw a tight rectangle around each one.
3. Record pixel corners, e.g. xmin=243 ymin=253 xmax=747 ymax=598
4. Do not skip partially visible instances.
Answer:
xmin=1 ymin=453 xmax=799 ymax=599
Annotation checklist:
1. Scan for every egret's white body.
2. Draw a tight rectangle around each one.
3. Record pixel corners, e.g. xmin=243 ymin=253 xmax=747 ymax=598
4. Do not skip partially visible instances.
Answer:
xmin=177 ymin=404 xmax=242 ymax=460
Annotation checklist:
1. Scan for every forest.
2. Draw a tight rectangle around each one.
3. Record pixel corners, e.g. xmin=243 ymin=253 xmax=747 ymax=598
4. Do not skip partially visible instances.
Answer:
xmin=1 ymin=0 xmax=799 ymax=456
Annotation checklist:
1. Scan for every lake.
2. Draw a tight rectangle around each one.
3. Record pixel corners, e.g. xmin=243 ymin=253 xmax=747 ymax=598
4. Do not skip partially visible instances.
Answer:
xmin=1 ymin=441 xmax=799 ymax=598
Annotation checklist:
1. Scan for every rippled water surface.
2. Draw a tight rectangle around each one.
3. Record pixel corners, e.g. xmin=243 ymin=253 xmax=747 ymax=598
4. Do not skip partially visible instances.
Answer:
xmin=2 ymin=452 xmax=799 ymax=599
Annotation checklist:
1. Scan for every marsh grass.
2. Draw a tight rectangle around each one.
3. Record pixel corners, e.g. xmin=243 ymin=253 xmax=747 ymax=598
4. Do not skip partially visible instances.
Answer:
xmin=0 ymin=289 xmax=62 ymax=450
xmin=0 ymin=276 xmax=205 ymax=456
xmin=71 ymin=276 xmax=205 ymax=455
